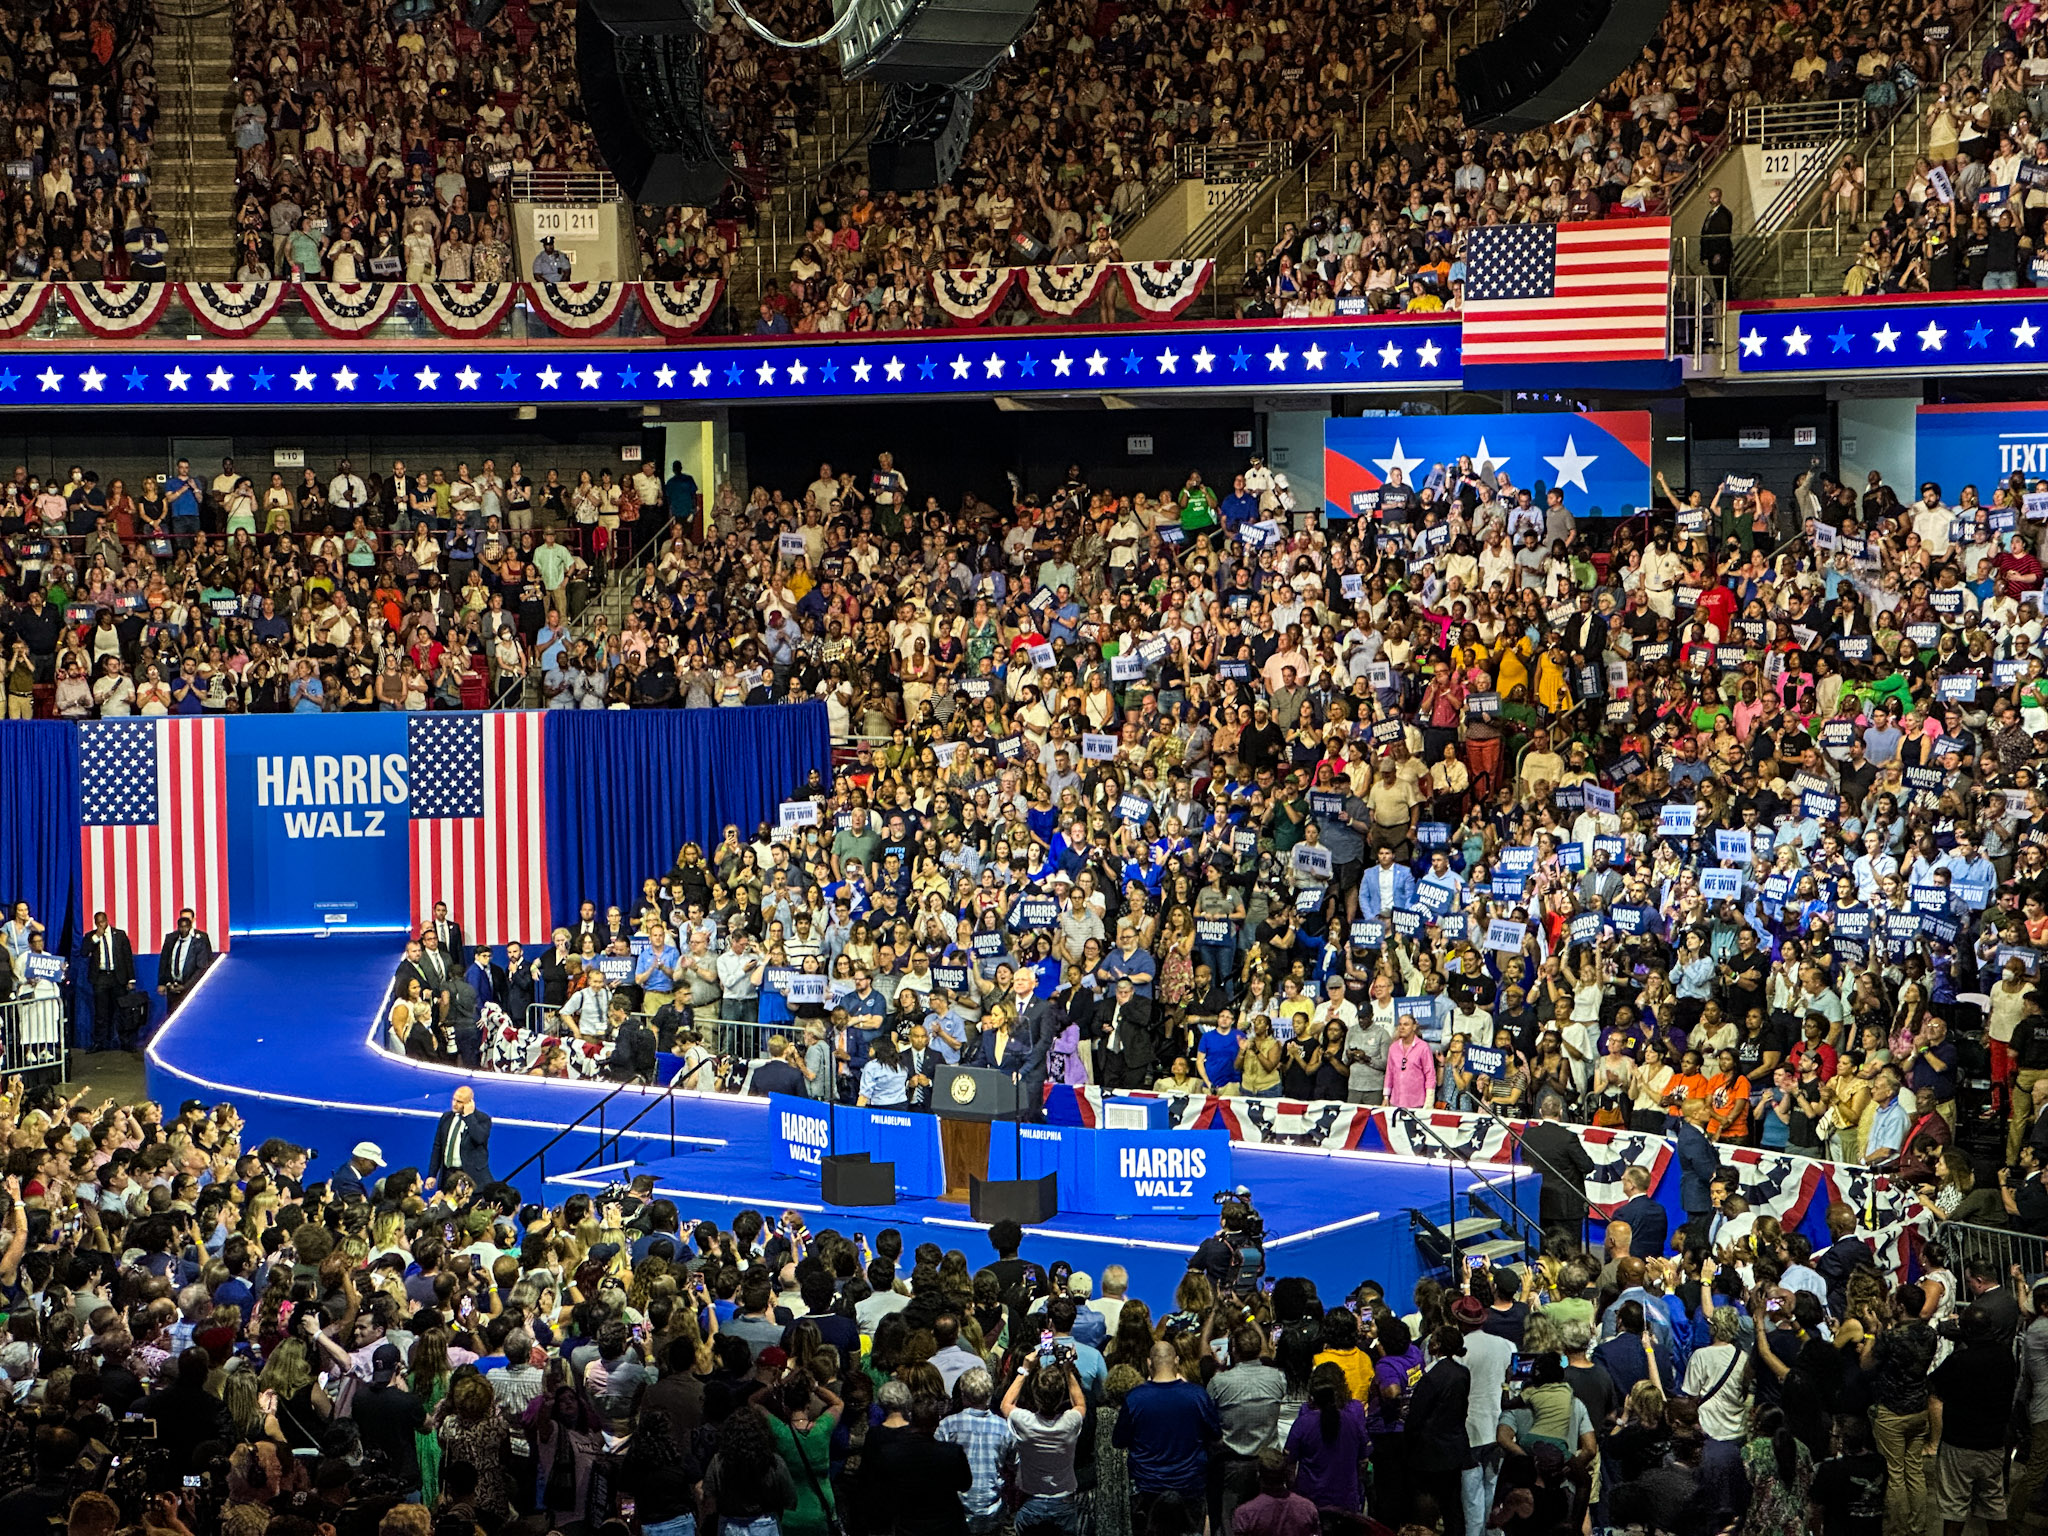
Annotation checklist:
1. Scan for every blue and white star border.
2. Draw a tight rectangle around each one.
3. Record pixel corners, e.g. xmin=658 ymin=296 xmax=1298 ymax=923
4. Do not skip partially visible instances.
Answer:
xmin=0 ymin=321 xmax=1462 ymax=408
xmin=1735 ymin=297 xmax=2048 ymax=374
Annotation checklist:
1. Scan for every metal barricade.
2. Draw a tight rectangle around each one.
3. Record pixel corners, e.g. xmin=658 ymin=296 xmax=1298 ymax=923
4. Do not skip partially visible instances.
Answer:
xmin=1935 ymin=1218 xmax=2048 ymax=1282
xmin=1 ymin=995 xmax=67 ymax=1088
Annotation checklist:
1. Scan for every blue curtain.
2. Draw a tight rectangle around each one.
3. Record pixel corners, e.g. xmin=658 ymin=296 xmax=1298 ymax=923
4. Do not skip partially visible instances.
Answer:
xmin=544 ymin=704 xmax=832 ymax=922
xmin=0 ymin=723 xmax=82 ymax=953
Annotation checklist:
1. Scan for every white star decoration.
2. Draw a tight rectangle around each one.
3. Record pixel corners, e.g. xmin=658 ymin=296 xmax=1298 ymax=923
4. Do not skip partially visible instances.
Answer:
xmin=290 ymin=367 xmax=315 ymax=390
xmin=951 ymin=354 xmax=971 ymax=379
xmin=1470 ymin=437 xmax=1510 ymax=477
xmin=1157 ymin=348 xmax=1178 ymax=374
xmin=79 ymin=367 xmax=103 ymax=392
xmin=1784 ymin=327 xmax=1810 ymax=356
xmin=455 ymin=366 xmax=480 ymax=391
xmin=851 ymin=358 xmax=872 ymax=383
xmin=1052 ymin=352 xmax=1074 ymax=376
xmin=207 ymin=366 xmax=233 ymax=391
xmin=1417 ymin=340 xmax=1441 ymax=368
xmin=787 ymin=360 xmax=808 ymax=384
xmin=1264 ymin=344 xmax=1288 ymax=370
xmin=1372 ymin=438 xmax=1423 ymax=484
xmin=1872 ymin=324 xmax=1900 ymax=352
xmin=36 ymin=367 xmax=60 ymax=392
xmin=332 ymin=367 xmax=357 ymax=391
xmin=1301 ymin=344 xmax=1326 ymax=370
xmin=1918 ymin=321 xmax=1946 ymax=351
xmin=537 ymin=366 xmax=562 ymax=389
xmin=1193 ymin=348 xmax=1215 ymax=373
xmin=983 ymin=355 xmax=1004 ymax=378
xmin=577 ymin=366 xmax=602 ymax=389
xmin=415 ymin=366 xmax=440 ymax=391
xmin=2015 ymin=318 xmax=2040 ymax=348
xmin=1542 ymin=435 xmax=1599 ymax=494
xmin=884 ymin=357 xmax=905 ymax=382
xmin=165 ymin=367 xmax=189 ymax=391
xmin=756 ymin=361 xmax=776 ymax=385
xmin=1379 ymin=341 xmax=1402 ymax=367
xmin=655 ymin=365 xmax=677 ymax=388
xmin=1085 ymin=351 xmax=1107 ymax=375
xmin=1740 ymin=330 xmax=1765 ymax=357
xmin=689 ymin=363 xmax=711 ymax=387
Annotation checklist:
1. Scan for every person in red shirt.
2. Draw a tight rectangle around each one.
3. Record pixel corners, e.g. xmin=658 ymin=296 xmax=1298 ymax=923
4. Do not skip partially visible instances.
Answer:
xmin=1786 ymin=1014 xmax=1839 ymax=1081
xmin=1996 ymin=532 xmax=2044 ymax=595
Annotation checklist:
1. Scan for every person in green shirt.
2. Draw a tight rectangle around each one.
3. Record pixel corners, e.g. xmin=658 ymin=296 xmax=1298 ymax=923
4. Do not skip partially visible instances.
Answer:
xmin=1179 ymin=471 xmax=1219 ymax=534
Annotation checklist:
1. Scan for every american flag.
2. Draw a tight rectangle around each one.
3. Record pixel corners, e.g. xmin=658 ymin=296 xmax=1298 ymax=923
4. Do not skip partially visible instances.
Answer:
xmin=1462 ymin=219 xmax=1672 ymax=364
xmin=408 ymin=713 xmax=550 ymax=947
xmin=80 ymin=718 xmax=230 ymax=952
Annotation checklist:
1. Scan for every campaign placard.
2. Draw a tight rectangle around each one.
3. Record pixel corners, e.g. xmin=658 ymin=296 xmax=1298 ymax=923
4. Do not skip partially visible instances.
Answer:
xmin=1659 ymin=803 xmax=1699 ymax=837
xmin=778 ymin=798 xmax=820 ymax=829
xmin=1464 ymin=1044 xmax=1508 ymax=1078
xmin=1484 ymin=918 xmax=1528 ymax=954
xmin=1081 ymin=733 xmax=1118 ymax=761
xmin=1699 ymin=868 xmax=1743 ymax=901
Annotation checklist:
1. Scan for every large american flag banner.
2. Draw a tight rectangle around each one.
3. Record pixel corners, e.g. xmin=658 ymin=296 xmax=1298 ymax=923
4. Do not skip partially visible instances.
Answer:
xmin=1463 ymin=218 xmax=1672 ymax=364
xmin=408 ymin=713 xmax=551 ymax=946
xmin=80 ymin=719 xmax=230 ymax=952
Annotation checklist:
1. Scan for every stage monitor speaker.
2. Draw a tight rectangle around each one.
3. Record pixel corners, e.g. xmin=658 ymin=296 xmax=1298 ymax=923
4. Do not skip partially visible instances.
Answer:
xmin=970 ymin=1172 xmax=1057 ymax=1225
xmin=837 ymin=0 xmax=1041 ymax=86
xmin=822 ymin=1153 xmax=898 ymax=1206
xmin=1454 ymin=0 xmax=1669 ymax=132
xmin=868 ymin=82 xmax=976 ymax=192
xmin=577 ymin=0 xmax=729 ymax=207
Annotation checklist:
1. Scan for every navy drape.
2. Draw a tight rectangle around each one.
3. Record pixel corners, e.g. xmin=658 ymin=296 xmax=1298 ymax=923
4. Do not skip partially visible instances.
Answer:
xmin=543 ymin=704 xmax=832 ymax=923
xmin=0 ymin=723 xmax=82 ymax=954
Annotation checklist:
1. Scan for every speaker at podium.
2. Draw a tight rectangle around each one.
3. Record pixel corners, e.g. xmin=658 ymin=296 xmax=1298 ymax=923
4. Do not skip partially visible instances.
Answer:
xmin=934 ymin=1064 xmax=1057 ymax=1223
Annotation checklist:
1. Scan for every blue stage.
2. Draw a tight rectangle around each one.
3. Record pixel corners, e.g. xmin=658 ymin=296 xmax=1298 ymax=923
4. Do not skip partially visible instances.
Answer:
xmin=146 ymin=935 xmax=1529 ymax=1306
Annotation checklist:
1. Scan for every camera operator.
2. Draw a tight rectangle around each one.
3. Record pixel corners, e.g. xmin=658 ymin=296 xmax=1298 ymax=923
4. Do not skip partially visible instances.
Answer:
xmin=1192 ymin=1192 xmax=1265 ymax=1298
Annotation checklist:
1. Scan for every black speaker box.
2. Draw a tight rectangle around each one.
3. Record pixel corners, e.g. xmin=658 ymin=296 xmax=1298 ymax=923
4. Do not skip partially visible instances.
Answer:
xmin=969 ymin=1173 xmax=1058 ymax=1225
xmin=577 ymin=2 xmax=729 ymax=207
xmin=822 ymin=1153 xmax=898 ymax=1207
xmin=849 ymin=0 xmax=1043 ymax=86
xmin=1456 ymin=0 xmax=1670 ymax=132
xmin=869 ymin=84 xmax=977 ymax=192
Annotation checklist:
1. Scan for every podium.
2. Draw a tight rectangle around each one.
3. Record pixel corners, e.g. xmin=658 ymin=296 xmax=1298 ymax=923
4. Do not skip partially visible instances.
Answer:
xmin=934 ymin=1065 xmax=1056 ymax=1222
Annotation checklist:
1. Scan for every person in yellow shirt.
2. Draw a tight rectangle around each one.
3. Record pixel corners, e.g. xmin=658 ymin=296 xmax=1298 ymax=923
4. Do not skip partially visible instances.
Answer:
xmin=1533 ymin=634 xmax=1573 ymax=716
xmin=1494 ymin=633 xmax=1535 ymax=701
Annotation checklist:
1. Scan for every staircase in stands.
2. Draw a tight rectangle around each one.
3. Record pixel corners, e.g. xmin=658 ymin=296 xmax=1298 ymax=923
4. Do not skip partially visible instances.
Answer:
xmin=157 ymin=2 xmax=241 ymax=279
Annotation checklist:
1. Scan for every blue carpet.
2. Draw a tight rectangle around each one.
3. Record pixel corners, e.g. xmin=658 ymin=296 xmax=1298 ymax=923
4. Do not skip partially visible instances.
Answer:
xmin=146 ymin=937 xmax=1527 ymax=1306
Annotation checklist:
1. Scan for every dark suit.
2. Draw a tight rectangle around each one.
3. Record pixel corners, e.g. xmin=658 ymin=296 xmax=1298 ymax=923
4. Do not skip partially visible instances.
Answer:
xmin=440 ymin=976 xmax=481 ymax=1068
xmin=415 ymin=945 xmax=455 ymax=993
xmin=157 ymin=927 xmax=213 ymax=1013
xmin=1520 ymin=1119 xmax=1595 ymax=1232
xmin=428 ymin=918 xmax=465 ymax=959
xmin=904 ymin=1045 xmax=941 ymax=1110
xmin=466 ymin=957 xmax=507 ymax=1011
xmin=973 ymin=1027 xmax=1033 ymax=1075
xmin=612 ymin=1017 xmax=658 ymax=1081
xmin=1096 ymin=994 xmax=1157 ymax=1090
xmin=1673 ymin=1121 xmax=1720 ymax=1243
xmin=1611 ymin=1193 xmax=1669 ymax=1259
xmin=536 ymin=948 xmax=571 ymax=1007
xmin=85 ymin=924 xmax=136 ymax=1050
xmin=1016 ymin=992 xmax=1061 ymax=1119
xmin=503 ymin=959 xmax=535 ymax=1024
xmin=427 ymin=1109 xmax=493 ymax=1187
xmin=1814 ymin=1235 xmax=1874 ymax=1317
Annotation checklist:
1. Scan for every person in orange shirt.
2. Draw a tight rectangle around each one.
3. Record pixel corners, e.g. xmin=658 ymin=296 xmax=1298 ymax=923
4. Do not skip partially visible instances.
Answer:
xmin=1664 ymin=1048 xmax=1710 ymax=1116
xmin=1703 ymin=1046 xmax=1753 ymax=1141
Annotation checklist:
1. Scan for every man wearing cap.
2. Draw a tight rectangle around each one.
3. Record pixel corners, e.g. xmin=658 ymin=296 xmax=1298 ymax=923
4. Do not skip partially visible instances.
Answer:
xmin=352 ymin=1342 xmax=427 ymax=1490
xmin=531 ymin=234 xmax=571 ymax=282
xmin=330 ymin=1142 xmax=383 ymax=1202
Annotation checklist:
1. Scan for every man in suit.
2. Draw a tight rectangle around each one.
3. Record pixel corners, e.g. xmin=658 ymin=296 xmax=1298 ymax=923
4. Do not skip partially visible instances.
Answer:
xmin=1610 ymin=1165 xmax=1669 ymax=1258
xmin=85 ymin=910 xmax=137 ymax=1051
xmin=1576 ymin=851 xmax=1624 ymax=908
xmin=415 ymin=926 xmax=453 ymax=991
xmin=465 ymin=946 xmax=507 ymax=1012
xmin=440 ymin=971 xmax=482 ymax=1069
xmin=157 ymin=910 xmax=213 ymax=1016
xmin=502 ymin=941 xmax=535 ymax=1025
xmin=1674 ymin=1099 xmax=1722 ymax=1247
xmin=903 ymin=1021 xmax=945 ymax=1111
xmin=534 ymin=928 xmax=573 ymax=1009
xmin=1011 ymin=960 xmax=1061 ymax=1120
xmin=1357 ymin=845 xmax=1417 ymax=921
xmin=610 ymin=1001 xmax=658 ymax=1082
xmin=1096 ymin=977 xmax=1156 ymax=1090
xmin=427 ymin=1088 xmax=492 ymax=1191
xmin=1518 ymin=1101 xmax=1595 ymax=1239
xmin=427 ymin=901 xmax=465 ymax=965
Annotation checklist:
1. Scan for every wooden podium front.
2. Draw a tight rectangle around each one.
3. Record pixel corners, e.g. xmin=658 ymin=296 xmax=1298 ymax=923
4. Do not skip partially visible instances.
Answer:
xmin=939 ymin=1118 xmax=990 ymax=1202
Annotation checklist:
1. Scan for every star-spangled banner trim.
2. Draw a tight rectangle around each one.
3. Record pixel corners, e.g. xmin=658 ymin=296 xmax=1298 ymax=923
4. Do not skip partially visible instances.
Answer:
xmin=0 ymin=322 xmax=1462 ymax=408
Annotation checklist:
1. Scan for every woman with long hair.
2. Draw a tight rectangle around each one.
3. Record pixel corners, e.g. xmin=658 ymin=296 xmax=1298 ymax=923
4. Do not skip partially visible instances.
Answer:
xmin=1288 ymin=1361 xmax=1373 ymax=1515
xmin=766 ymin=1371 xmax=843 ymax=1536
xmin=704 ymin=1403 xmax=798 ymax=1536
xmin=620 ymin=1406 xmax=704 ymax=1536
xmin=1738 ymin=1407 xmax=1813 ymax=1536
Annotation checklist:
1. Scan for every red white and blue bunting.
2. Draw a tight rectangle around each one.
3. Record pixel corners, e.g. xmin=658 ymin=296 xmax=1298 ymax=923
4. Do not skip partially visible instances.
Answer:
xmin=1020 ymin=263 xmax=1110 ymax=319
xmin=527 ymin=280 xmax=631 ymax=337
xmin=179 ymin=281 xmax=291 ymax=338
xmin=1117 ymin=259 xmax=1212 ymax=320
xmin=930 ymin=265 xmax=1015 ymax=325
xmin=638 ymin=277 xmax=725 ymax=337
xmin=0 ymin=280 xmax=53 ymax=338
xmin=414 ymin=281 xmax=518 ymax=338
xmin=297 ymin=280 xmax=404 ymax=337
xmin=63 ymin=280 xmax=174 ymax=338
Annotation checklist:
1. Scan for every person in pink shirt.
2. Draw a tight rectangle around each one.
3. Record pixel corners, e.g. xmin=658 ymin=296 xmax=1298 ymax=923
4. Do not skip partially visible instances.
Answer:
xmin=1384 ymin=1012 xmax=1438 ymax=1108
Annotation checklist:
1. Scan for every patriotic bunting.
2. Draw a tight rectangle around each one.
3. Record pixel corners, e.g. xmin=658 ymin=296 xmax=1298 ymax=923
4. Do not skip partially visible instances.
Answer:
xmin=1117 ymin=260 xmax=1212 ymax=319
xmin=526 ymin=280 xmax=630 ymax=337
xmin=414 ymin=281 xmax=518 ymax=338
xmin=63 ymin=281 xmax=174 ymax=338
xmin=297 ymin=280 xmax=404 ymax=337
xmin=0 ymin=280 xmax=53 ymax=338
xmin=179 ymin=281 xmax=292 ymax=337
xmin=638 ymin=277 xmax=725 ymax=337
xmin=1020 ymin=264 xmax=1110 ymax=319
xmin=930 ymin=266 xmax=1016 ymax=325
